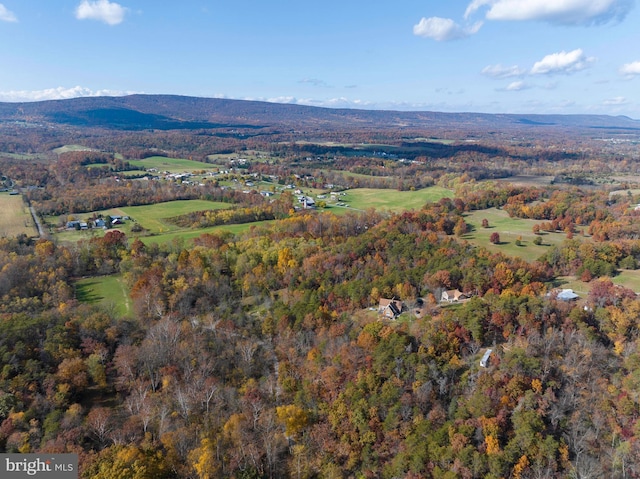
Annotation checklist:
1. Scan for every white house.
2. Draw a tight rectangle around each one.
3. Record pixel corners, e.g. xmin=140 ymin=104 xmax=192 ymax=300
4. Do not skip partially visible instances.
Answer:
xmin=441 ymin=289 xmax=469 ymax=303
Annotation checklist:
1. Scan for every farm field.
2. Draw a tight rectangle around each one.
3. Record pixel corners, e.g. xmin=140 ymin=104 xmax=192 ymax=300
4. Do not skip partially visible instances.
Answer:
xmin=319 ymin=169 xmax=392 ymax=181
xmin=0 ymin=192 xmax=38 ymax=238
xmin=118 ymin=200 xmax=230 ymax=232
xmin=75 ymin=274 xmax=133 ymax=318
xmin=51 ymin=199 xmax=232 ymax=243
xmin=492 ymin=175 xmax=555 ymax=187
xmin=0 ymin=152 xmax=50 ymax=160
xmin=331 ymin=186 xmax=454 ymax=212
xmin=610 ymin=188 xmax=640 ymax=198
xmin=294 ymin=141 xmax=397 ymax=148
xmin=207 ymin=150 xmax=273 ymax=163
xmin=52 ymin=144 xmax=98 ymax=154
xmin=126 ymin=156 xmax=223 ymax=173
xmin=462 ymin=207 xmax=577 ymax=262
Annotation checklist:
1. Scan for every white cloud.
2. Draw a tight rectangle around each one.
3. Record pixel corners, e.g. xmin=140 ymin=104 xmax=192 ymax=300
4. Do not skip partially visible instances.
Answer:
xmin=298 ymin=78 xmax=332 ymax=88
xmin=620 ymin=61 xmax=640 ymax=77
xmin=265 ymin=96 xmax=299 ymax=104
xmin=0 ymin=86 xmax=136 ymax=102
xmin=75 ymin=0 xmax=127 ymax=25
xmin=481 ymin=64 xmax=527 ymax=78
xmin=465 ymin=0 xmax=492 ymax=19
xmin=603 ymin=96 xmax=628 ymax=105
xmin=0 ymin=3 xmax=17 ymax=22
xmin=243 ymin=96 xmax=375 ymax=109
xmin=413 ymin=17 xmax=482 ymax=41
xmin=505 ymin=81 xmax=529 ymax=91
xmin=465 ymin=0 xmax=632 ymax=25
xmin=530 ymin=49 xmax=595 ymax=75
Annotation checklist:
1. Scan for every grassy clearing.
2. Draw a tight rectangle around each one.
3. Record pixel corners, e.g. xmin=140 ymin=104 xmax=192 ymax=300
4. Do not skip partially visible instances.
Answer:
xmin=610 ymin=188 xmax=640 ymax=198
xmin=492 ymin=176 xmax=555 ymax=187
xmin=51 ymin=200 xmax=232 ymax=244
xmin=462 ymin=208 xmax=577 ymax=262
xmin=0 ymin=152 xmax=49 ymax=160
xmin=408 ymin=137 xmax=456 ymax=145
xmin=75 ymin=274 xmax=133 ymax=318
xmin=319 ymin=169 xmax=392 ymax=181
xmin=52 ymin=145 xmax=97 ymax=154
xmin=294 ymin=141 xmax=398 ymax=148
xmin=51 ymin=200 xmax=270 ymax=246
xmin=127 ymin=156 xmax=220 ymax=173
xmin=613 ymin=270 xmax=640 ymax=292
xmin=120 ymin=200 xmax=230 ymax=233
xmin=207 ymin=150 xmax=273 ymax=163
xmin=332 ymin=187 xmax=454 ymax=212
xmin=0 ymin=193 xmax=38 ymax=238
xmin=139 ymin=222 xmax=266 ymax=245
xmin=553 ymin=277 xmax=591 ymax=297
xmin=555 ymin=270 xmax=640 ymax=297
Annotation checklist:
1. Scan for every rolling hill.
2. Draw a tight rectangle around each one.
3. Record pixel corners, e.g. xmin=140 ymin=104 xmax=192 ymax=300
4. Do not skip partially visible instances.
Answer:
xmin=0 ymin=94 xmax=639 ymax=133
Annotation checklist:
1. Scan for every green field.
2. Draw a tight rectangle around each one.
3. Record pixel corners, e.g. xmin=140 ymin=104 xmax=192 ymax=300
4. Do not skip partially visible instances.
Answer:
xmin=75 ymin=274 xmax=133 ymax=318
xmin=408 ymin=137 xmax=456 ymax=145
xmin=320 ymin=169 xmax=392 ymax=181
xmin=139 ymin=222 xmax=266 ymax=245
xmin=0 ymin=193 xmax=38 ymax=237
xmin=556 ymin=270 xmax=640 ymax=297
xmin=462 ymin=208 xmax=578 ymax=262
xmin=206 ymin=150 xmax=274 ymax=163
xmin=610 ymin=188 xmax=640 ymax=198
xmin=331 ymin=187 xmax=454 ymax=212
xmin=52 ymin=200 xmax=232 ymax=243
xmin=120 ymin=200 xmax=230 ymax=232
xmin=613 ymin=270 xmax=640 ymax=292
xmin=53 ymin=145 xmax=97 ymax=154
xmin=127 ymin=156 xmax=221 ymax=173
xmin=1 ymin=151 xmax=53 ymax=161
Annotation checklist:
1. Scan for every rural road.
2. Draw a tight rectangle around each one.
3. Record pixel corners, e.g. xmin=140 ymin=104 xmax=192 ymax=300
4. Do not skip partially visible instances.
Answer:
xmin=29 ymin=205 xmax=47 ymax=238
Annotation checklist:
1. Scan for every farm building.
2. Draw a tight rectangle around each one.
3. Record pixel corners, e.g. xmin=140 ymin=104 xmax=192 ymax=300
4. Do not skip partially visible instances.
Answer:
xmin=557 ymin=289 xmax=579 ymax=301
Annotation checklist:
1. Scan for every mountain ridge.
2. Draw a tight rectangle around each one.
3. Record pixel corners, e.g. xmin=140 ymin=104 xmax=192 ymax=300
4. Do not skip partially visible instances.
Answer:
xmin=1 ymin=94 xmax=638 ymax=132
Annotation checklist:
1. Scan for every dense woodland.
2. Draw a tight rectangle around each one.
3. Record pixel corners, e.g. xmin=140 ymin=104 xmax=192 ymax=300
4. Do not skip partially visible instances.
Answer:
xmin=3 ymin=100 xmax=640 ymax=478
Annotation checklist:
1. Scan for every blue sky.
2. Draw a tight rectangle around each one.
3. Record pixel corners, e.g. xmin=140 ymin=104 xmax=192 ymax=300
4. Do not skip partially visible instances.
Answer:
xmin=1 ymin=0 xmax=640 ymax=117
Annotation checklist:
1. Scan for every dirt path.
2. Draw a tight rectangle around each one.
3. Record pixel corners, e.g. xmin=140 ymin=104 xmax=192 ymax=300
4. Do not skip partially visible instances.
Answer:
xmin=29 ymin=205 xmax=47 ymax=238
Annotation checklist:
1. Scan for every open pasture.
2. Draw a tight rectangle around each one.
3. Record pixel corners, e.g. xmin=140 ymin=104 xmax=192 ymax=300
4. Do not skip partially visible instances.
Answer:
xmin=319 ymin=169 xmax=392 ymax=181
xmin=127 ymin=156 xmax=222 ymax=173
xmin=75 ymin=274 xmax=133 ymax=318
xmin=491 ymin=175 xmax=555 ymax=187
xmin=52 ymin=199 xmax=232 ymax=243
xmin=120 ymin=200 xmax=230 ymax=233
xmin=207 ymin=150 xmax=273 ymax=163
xmin=613 ymin=270 xmax=640 ymax=292
xmin=332 ymin=186 xmax=454 ymax=212
xmin=53 ymin=144 xmax=98 ymax=154
xmin=139 ymin=221 xmax=267 ymax=245
xmin=462 ymin=207 xmax=579 ymax=262
xmin=0 ymin=193 xmax=38 ymax=237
